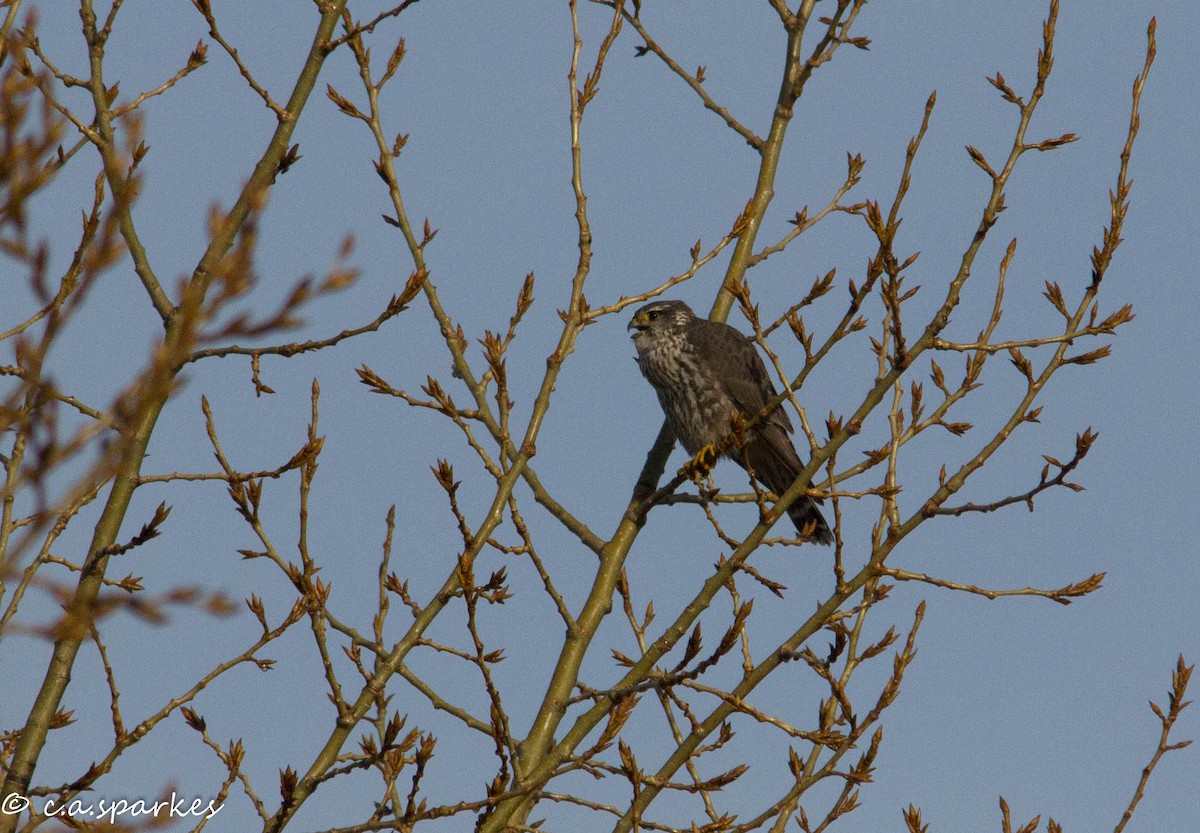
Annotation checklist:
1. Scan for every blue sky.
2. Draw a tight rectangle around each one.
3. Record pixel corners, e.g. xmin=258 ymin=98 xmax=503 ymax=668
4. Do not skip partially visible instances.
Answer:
xmin=3 ymin=1 xmax=1197 ymax=831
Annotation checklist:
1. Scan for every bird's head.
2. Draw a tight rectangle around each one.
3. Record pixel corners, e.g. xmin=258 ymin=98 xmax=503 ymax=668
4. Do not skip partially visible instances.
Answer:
xmin=627 ymin=300 xmax=696 ymax=349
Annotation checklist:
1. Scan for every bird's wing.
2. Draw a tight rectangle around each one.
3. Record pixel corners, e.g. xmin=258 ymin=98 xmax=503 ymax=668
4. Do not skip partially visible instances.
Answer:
xmin=691 ymin=319 xmax=794 ymax=435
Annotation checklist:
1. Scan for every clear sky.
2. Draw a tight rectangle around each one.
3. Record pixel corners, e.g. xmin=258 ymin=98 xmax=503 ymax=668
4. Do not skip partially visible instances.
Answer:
xmin=3 ymin=1 xmax=1197 ymax=831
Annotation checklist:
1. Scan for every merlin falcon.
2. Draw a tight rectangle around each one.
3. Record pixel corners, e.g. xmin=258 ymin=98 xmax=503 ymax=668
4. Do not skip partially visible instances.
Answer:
xmin=628 ymin=300 xmax=833 ymax=545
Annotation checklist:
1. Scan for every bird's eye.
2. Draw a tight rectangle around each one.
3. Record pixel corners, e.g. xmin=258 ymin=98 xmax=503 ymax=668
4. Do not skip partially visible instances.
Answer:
xmin=647 ymin=311 xmax=659 ymax=321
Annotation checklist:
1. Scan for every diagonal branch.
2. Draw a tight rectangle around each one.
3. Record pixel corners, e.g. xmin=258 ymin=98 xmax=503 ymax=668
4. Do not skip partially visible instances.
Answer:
xmin=615 ymin=4 xmax=763 ymax=150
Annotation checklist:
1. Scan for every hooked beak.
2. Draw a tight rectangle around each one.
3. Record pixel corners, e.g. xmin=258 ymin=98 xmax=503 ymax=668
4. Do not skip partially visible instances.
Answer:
xmin=627 ymin=313 xmax=645 ymax=335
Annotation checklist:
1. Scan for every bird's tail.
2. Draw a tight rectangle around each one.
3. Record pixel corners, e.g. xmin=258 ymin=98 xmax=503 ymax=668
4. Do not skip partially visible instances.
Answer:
xmin=785 ymin=497 xmax=834 ymax=546
xmin=749 ymin=442 xmax=835 ymax=545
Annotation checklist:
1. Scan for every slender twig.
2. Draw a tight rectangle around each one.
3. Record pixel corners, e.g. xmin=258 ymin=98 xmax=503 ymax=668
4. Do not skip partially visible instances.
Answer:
xmin=184 ymin=295 xmax=407 ymax=364
xmin=88 ymin=623 xmax=125 ymax=740
xmin=111 ymin=42 xmax=207 ymax=117
xmin=329 ymin=1 xmax=423 ymax=48
xmin=931 ymin=326 xmax=1127 ymax=353
xmin=79 ymin=0 xmax=174 ymax=323
xmin=582 ymin=226 xmax=741 ymax=320
xmin=1113 ymin=654 xmax=1193 ymax=833
xmin=0 ymin=480 xmax=105 ymax=635
xmin=191 ymin=0 xmax=286 ymax=118
xmin=748 ymin=158 xmax=864 ymax=267
xmin=879 ymin=566 xmax=1105 ymax=606
xmin=615 ymin=5 xmax=763 ymax=149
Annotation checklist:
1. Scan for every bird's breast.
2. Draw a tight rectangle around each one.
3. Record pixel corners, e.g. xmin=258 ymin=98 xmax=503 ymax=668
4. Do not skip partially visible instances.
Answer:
xmin=635 ymin=340 xmax=736 ymax=454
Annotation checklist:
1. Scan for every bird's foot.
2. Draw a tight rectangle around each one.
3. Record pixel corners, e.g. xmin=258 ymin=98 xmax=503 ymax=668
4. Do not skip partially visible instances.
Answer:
xmin=679 ymin=444 xmax=719 ymax=480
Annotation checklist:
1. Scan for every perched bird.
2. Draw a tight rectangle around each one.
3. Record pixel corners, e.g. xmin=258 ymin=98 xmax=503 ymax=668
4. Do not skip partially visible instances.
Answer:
xmin=628 ymin=299 xmax=833 ymax=544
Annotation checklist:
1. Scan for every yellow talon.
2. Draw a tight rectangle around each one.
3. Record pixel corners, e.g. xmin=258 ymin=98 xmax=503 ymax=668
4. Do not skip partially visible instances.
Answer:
xmin=679 ymin=444 xmax=719 ymax=479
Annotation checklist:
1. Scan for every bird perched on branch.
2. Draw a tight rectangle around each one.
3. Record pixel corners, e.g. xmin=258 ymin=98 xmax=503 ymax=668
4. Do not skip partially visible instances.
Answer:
xmin=628 ymin=299 xmax=833 ymax=545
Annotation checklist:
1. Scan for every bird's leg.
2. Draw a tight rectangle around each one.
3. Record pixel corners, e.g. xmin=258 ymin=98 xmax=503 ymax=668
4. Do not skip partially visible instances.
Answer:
xmin=679 ymin=444 xmax=719 ymax=480
xmin=680 ymin=411 xmax=747 ymax=480
xmin=727 ymin=411 xmax=748 ymax=445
